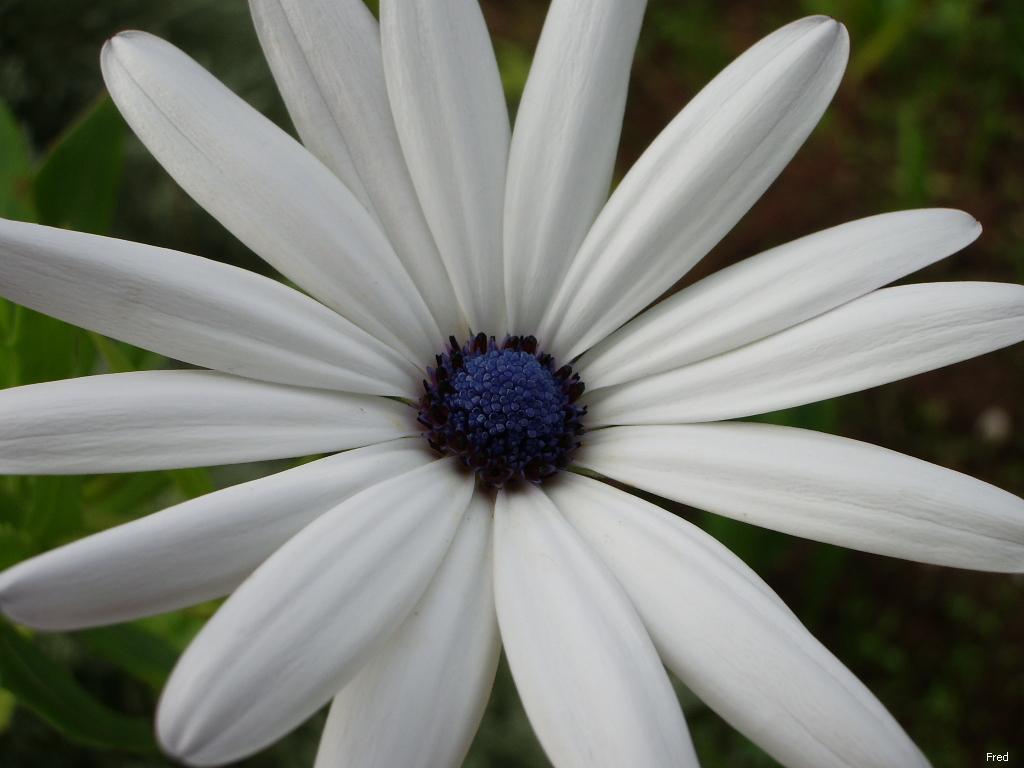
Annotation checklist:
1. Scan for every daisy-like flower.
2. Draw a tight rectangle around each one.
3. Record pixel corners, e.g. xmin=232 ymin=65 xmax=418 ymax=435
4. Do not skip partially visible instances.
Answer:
xmin=0 ymin=1 xmax=1022 ymax=767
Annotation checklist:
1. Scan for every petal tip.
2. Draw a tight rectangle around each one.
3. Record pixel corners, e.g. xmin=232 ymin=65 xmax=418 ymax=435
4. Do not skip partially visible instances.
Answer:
xmin=101 ymin=31 xmax=142 ymax=78
xmin=800 ymin=15 xmax=850 ymax=66
xmin=957 ymin=210 xmax=984 ymax=243
xmin=833 ymin=20 xmax=852 ymax=62
xmin=156 ymin=706 xmax=212 ymax=768
xmin=799 ymin=14 xmax=844 ymax=36
xmin=938 ymin=207 xmax=983 ymax=234
xmin=102 ymin=30 xmax=170 ymax=79
xmin=102 ymin=29 xmax=146 ymax=57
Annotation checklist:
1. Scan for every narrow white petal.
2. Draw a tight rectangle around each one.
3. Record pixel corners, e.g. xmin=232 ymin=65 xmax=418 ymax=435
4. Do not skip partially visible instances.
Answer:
xmin=315 ymin=489 xmax=499 ymax=768
xmin=0 ymin=440 xmax=432 ymax=631
xmin=586 ymin=282 xmax=1024 ymax=425
xmin=381 ymin=0 xmax=509 ymax=333
xmin=250 ymin=0 xmax=464 ymax=337
xmin=575 ymin=425 xmax=1024 ymax=571
xmin=157 ymin=459 xmax=474 ymax=766
xmin=539 ymin=16 xmax=849 ymax=359
xmin=494 ymin=485 xmax=697 ymax=768
xmin=0 ymin=371 xmax=413 ymax=474
xmin=0 ymin=219 xmax=417 ymax=395
xmin=504 ymin=0 xmax=646 ymax=333
xmin=550 ymin=474 xmax=930 ymax=768
xmin=101 ymin=31 xmax=440 ymax=365
xmin=247 ymin=0 xmax=375 ymax=212
xmin=582 ymin=209 xmax=982 ymax=388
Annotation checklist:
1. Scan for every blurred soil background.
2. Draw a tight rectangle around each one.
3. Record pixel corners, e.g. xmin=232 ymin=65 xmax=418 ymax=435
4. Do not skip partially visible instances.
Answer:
xmin=0 ymin=0 xmax=1021 ymax=766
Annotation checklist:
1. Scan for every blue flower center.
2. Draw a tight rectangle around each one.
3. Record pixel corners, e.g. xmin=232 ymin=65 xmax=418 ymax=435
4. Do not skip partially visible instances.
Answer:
xmin=418 ymin=334 xmax=586 ymax=487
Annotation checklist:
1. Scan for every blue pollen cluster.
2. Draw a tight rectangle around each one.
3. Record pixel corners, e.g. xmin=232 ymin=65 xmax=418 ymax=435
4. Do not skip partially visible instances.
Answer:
xmin=418 ymin=333 xmax=586 ymax=487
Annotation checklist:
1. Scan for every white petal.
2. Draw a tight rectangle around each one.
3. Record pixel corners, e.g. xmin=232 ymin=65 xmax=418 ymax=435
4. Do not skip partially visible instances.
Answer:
xmin=250 ymin=0 xmax=464 ymax=338
xmin=0 ymin=440 xmax=431 ymax=631
xmin=0 ymin=218 xmax=417 ymax=395
xmin=493 ymin=485 xmax=697 ymax=768
xmin=315 ymin=489 xmax=499 ymax=768
xmin=157 ymin=458 xmax=474 ymax=766
xmin=538 ymin=16 xmax=849 ymax=359
xmin=585 ymin=282 xmax=1024 ymax=425
xmin=550 ymin=473 xmax=930 ymax=768
xmin=503 ymin=0 xmax=646 ymax=333
xmin=381 ymin=0 xmax=509 ymax=333
xmin=0 ymin=371 xmax=413 ymax=474
xmin=581 ymin=209 xmax=982 ymax=388
xmin=101 ymin=31 xmax=440 ymax=365
xmin=575 ymin=424 xmax=1024 ymax=571
xmin=247 ymin=0 xmax=374 ymax=213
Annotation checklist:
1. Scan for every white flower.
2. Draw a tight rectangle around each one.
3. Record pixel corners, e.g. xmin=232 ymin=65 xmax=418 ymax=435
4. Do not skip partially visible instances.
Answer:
xmin=0 ymin=2 xmax=1021 ymax=767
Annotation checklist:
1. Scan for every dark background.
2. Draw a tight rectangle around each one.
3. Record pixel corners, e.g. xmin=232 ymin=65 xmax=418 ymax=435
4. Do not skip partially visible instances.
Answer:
xmin=0 ymin=1 xmax=1021 ymax=766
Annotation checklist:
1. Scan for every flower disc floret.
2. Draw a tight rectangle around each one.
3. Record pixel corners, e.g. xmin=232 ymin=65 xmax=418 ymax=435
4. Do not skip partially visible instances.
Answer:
xmin=418 ymin=333 xmax=586 ymax=486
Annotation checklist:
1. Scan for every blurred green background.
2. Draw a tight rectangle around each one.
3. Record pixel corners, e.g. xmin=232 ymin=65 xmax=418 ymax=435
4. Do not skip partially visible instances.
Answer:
xmin=0 ymin=0 xmax=1022 ymax=766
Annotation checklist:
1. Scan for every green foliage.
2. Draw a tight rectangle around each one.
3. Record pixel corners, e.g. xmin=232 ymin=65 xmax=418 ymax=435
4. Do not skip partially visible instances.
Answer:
xmin=0 ymin=102 xmax=34 ymax=221
xmin=0 ymin=624 xmax=155 ymax=753
xmin=5 ymin=307 xmax=95 ymax=387
xmin=494 ymin=41 xmax=532 ymax=114
xmin=78 ymin=626 xmax=178 ymax=691
xmin=34 ymin=97 xmax=125 ymax=235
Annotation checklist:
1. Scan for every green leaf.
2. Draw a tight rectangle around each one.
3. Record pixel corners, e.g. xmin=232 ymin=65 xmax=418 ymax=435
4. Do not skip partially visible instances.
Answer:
xmin=494 ymin=40 xmax=532 ymax=110
xmin=89 ymin=333 xmax=166 ymax=377
xmin=0 ymin=623 xmax=156 ymax=753
xmin=24 ymin=477 xmax=83 ymax=548
xmin=0 ymin=485 xmax=21 ymax=526
xmin=0 ymin=97 xmax=36 ymax=378
xmin=84 ymin=472 xmax=175 ymax=528
xmin=0 ymin=299 xmax=16 ymax=347
xmin=89 ymin=332 xmax=137 ymax=374
xmin=79 ymin=625 xmax=179 ymax=690
xmin=7 ymin=306 xmax=95 ymax=386
xmin=0 ymin=527 xmax=33 ymax=571
xmin=0 ymin=99 xmax=35 ymax=221
xmin=700 ymin=513 xmax=784 ymax=572
xmin=168 ymin=468 xmax=216 ymax=500
xmin=0 ymin=687 xmax=15 ymax=734
xmin=750 ymin=399 xmax=841 ymax=432
xmin=33 ymin=95 xmax=125 ymax=235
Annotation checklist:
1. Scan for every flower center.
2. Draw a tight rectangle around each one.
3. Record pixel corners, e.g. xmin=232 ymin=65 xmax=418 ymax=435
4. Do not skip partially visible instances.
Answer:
xmin=418 ymin=333 xmax=586 ymax=487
